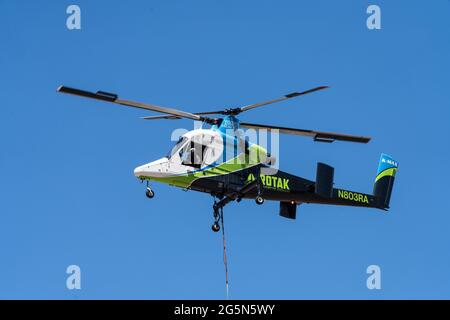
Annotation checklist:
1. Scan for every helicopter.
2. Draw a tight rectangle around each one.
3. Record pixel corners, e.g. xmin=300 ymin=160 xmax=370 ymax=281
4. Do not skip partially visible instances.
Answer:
xmin=57 ymin=85 xmax=398 ymax=232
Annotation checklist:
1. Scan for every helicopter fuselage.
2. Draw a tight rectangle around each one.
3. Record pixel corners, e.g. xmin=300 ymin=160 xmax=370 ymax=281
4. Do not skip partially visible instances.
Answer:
xmin=133 ymin=127 xmax=384 ymax=214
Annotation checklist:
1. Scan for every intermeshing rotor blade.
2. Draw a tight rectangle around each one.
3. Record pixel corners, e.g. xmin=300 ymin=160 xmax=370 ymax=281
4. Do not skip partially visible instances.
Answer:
xmin=141 ymin=111 xmax=225 ymax=120
xmin=141 ymin=115 xmax=182 ymax=120
xmin=141 ymin=86 xmax=330 ymax=119
xmin=57 ymin=86 xmax=207 ymax=121
xmin=239 ymin=122 xmax=371 ymax=143
xmin=238 ymin=86 xmax=329 ymax=113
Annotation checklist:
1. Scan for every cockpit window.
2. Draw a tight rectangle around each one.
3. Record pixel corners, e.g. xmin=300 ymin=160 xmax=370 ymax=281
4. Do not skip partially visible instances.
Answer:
xmin=180 ymin=140 xmax=208 ymax=169
xmin=167 ymin=137 xmax=188 ymax=159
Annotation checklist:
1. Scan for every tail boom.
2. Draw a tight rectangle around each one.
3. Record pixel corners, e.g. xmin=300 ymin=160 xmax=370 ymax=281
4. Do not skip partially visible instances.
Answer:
xmin=310 ymin=154 xmax=399 ymax=210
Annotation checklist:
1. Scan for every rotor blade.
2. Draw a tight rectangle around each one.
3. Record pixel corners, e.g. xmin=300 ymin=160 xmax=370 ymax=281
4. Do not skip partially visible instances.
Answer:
xmin=239 ymin=86 xmax=329 ymax=113
xmin=239 ymin=122 xmax=371 ymax=143
xmin=141 ymin=115 xmax=182 ymax=120
xmin=57 ymin=86 xmax=204 ymax=121
xmin=142 ymin=111 xmax=225 ymax=120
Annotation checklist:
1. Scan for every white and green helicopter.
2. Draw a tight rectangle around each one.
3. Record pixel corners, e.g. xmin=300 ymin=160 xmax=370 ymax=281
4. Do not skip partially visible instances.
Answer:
xmin=58 ymin=85 xmax=398 ymax=232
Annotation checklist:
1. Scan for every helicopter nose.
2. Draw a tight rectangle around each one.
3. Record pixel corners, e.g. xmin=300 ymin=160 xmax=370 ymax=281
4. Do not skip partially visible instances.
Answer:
xmin=134 ymin=165 xmax=147 ymax=178
xmin=134 ymin=158 xmax=169 ymax=178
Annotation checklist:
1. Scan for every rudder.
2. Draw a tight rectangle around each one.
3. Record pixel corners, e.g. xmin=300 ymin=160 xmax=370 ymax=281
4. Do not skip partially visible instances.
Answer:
xmin=373 ymin=153 xmax=399 ymax=208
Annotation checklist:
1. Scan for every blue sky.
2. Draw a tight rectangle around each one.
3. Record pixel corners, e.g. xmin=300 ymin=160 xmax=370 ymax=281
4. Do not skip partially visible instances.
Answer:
xmin=1 ymin=0 xmax=449 ymax=299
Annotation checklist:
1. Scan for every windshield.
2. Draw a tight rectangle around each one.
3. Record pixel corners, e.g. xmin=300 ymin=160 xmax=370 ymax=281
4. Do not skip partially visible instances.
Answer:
xmin=167 ymin=137 xmax=188 ymax=159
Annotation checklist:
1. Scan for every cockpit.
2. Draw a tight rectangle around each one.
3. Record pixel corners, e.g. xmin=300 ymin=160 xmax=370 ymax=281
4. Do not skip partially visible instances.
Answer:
xmin=166 ymin=130 xmax=224 ymax=169
xmin=134 ymin=129 xmax=264 ymax=180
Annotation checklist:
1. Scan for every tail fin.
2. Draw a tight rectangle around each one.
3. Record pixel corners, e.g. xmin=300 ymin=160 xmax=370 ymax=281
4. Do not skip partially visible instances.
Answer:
xmin=373 ymin=154 xmax=399 ymax=208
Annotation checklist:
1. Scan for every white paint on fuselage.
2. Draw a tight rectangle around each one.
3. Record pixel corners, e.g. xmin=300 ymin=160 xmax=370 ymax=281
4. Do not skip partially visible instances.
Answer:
xmin=133 ymin=129 xmax=224 ymax=179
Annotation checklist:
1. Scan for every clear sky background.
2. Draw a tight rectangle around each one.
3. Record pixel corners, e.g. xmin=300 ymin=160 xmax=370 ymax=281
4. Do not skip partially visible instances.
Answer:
xmin=1 ymin=1 xmax=449 ymax=299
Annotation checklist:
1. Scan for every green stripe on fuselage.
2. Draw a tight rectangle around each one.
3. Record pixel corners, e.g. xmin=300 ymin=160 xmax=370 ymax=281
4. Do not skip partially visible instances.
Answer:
xmin=140 ymin=144 xmax=266 ymax=189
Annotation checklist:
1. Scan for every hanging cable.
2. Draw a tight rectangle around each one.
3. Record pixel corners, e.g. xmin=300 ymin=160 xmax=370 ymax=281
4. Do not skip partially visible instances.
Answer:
xmin=220 ymin=207 xmax=229 ymax=299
